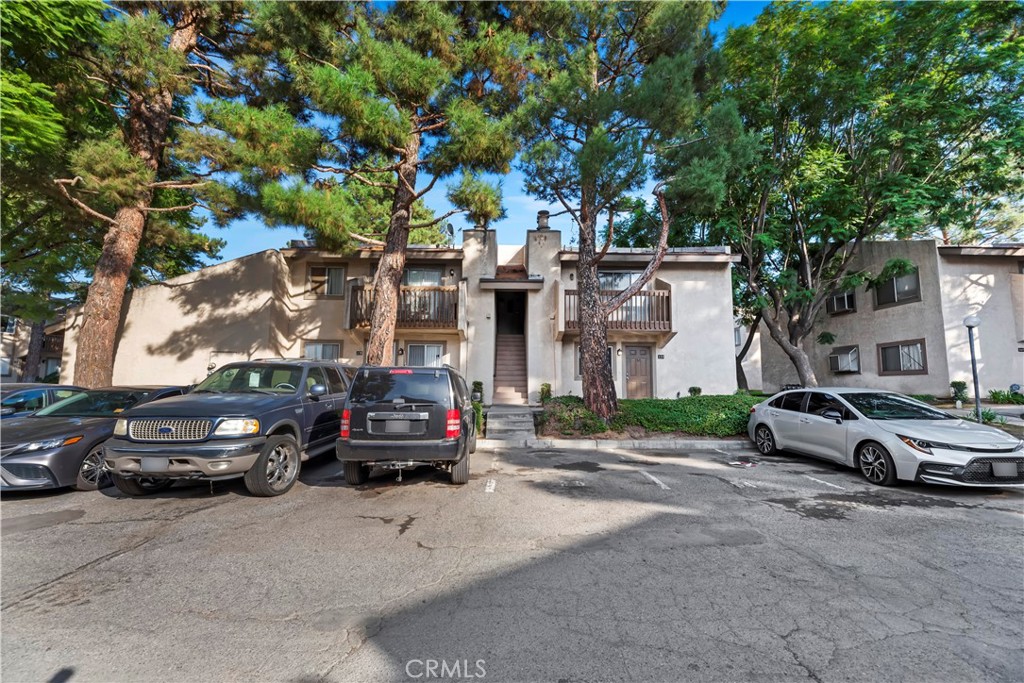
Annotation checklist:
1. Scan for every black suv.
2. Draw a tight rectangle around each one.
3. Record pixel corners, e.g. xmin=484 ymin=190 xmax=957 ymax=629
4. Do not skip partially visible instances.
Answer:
xmin=104 ymin=359 xmax=354 ymax=497
xmin=337 ymin=365 xmax=477 ymax=486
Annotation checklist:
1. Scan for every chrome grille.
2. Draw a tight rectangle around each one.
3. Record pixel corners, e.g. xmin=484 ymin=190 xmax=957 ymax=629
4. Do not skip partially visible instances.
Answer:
xmin=129 ymin=419 xmax=212 ymax=442
xmin=963 ymin=458 xmax=1024 ymax=484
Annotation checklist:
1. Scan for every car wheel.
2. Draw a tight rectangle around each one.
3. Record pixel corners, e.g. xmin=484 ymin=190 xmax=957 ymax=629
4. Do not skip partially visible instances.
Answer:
xmin=858 ymin=441 xmax=898 ymax=486
xmin=343 ymin=461 xmax=369 ymax=486
xmin=450 ymin=448 xmax=470 ymax=485
xmin=754 ymin=425 xmax=778 ymax=456
xmin=74 ymin=445 xmax=109 ymax=491
xmin=112 ymin=475 xmax=173 ymax=496
xmin=244 ymin=435 xmax=301 ymax=497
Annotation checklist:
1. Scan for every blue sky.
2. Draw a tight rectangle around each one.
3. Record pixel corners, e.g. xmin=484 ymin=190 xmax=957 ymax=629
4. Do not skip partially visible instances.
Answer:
xmin=207 ymin=1 xmax=769 ymax=263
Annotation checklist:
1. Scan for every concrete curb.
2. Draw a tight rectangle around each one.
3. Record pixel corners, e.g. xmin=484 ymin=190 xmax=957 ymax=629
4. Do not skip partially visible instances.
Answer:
xmin=480 ymin=437 xmax=756 ymax=451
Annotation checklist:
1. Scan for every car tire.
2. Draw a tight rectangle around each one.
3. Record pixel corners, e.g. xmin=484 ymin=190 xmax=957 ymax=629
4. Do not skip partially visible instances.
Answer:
xmin=450 ymin=448 xmax=470 ymax=485
xmin=753 ymin=424 xmax=778 ymax=456
xmin=244 ymin=435 xmax=301 ymax=497
xmin=74 ymin=444 xmax=109 ymax=491
xmin=112 ymin=475 xmax=173 ymax=496
xmin=343 ymin=461 xmax=369 ymax=486
xmin=857 ymin=441 xmax=898 ymax=486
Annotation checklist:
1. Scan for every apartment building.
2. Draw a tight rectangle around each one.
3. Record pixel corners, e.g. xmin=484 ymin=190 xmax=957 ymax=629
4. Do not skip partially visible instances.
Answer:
xmin=58 ymin=218 xmax=741 ymax=404
xmin=760 ymin=240 xmax=1024 ymax=396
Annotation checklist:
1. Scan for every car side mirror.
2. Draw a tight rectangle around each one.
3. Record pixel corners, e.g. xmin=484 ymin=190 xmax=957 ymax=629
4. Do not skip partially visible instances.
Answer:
xmin=821 ymin=409 xmax=843 ymax=424
xmin=308 ymin=384 xmax=328 ymax=398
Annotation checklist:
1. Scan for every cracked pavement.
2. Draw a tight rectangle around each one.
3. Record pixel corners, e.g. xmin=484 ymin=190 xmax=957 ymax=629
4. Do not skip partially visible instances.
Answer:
xmin=1 ymin=443 xmax=1022 ymax=682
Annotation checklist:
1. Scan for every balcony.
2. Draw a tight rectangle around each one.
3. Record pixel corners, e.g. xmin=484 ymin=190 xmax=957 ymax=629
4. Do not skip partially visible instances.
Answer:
xmin=563 ymin=289 xmax=671 ymax=332
xmin=350 ymin=286 xmax=459 ymax=329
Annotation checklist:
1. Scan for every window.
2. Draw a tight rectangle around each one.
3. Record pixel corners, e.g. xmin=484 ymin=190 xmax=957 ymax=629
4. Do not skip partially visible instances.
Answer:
xmin=0 ymin=357 xmax=10 ymax=376
xmin=304 ymin=341 xmax=341 ymax=361
xmin=308 ymin=265 xmax=346 ymax=298
xmin=734 ymin=326 xmax=742 ymax=347
xmin=305 ymin=366 xmax=328 ymax=392
xmin=598 ymin=271 xmax=645 ymax=290
xmin=828 ymin=345 xmax=860 ymax=374
xmin=826 ymin=290 xmax=856 ymax=315
xmin=779 ymin=392 xmax=806 ymax=411
xmin=804 ymin=392 xmax=839 ymax=416
xmin=402 ymin=267 xmax=443 ymax=286
xmin=407 ymin=343 xmax=444 ymax=367
xmin=323 ymin=366 xmax=349 ymax=394
xmin=574 ymin=343 xmax=614 ymax=379
xmin=878 ymin=339 xmax=927 ymax=375
xmin=0 ymin=316 xmax=16 ymax=334
xmin=874 ymin=270 xmax=920 ymax=308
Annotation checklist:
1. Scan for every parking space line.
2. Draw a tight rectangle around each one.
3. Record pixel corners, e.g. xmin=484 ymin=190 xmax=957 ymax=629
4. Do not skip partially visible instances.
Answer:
xmin=639 ymin=470 xmax=671 ymax=490
xmin=484 ymin=479 xmax=496 ymax=493
xmin=803 ymin=475 xmax=846 ymax=490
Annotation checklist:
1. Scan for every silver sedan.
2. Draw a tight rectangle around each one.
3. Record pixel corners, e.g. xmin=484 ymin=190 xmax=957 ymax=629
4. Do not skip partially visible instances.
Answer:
xmin=748 ymin=388 xmax=1023 ymax=487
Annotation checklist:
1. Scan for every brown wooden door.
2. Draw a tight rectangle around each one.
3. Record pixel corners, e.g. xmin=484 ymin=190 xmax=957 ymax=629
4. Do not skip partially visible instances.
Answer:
xmin=625 ymin=346 xmax=652 ymax=398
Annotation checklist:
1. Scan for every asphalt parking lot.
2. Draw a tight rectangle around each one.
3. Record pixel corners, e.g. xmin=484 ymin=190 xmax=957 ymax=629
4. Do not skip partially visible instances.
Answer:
xmin=2 ymin=443 xmax=1022 ymax=682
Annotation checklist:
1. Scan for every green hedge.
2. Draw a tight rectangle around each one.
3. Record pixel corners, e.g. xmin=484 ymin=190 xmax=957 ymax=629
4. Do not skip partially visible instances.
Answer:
xmin=612 ymin=395 xmax=763 ymax=437
xmin=539 ymin=394 xmax=763 ymax=437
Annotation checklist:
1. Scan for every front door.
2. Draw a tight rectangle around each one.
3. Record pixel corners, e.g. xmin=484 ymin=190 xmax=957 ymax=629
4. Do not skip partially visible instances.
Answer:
xmin=624 ymin=346 xmax=652 ymax=398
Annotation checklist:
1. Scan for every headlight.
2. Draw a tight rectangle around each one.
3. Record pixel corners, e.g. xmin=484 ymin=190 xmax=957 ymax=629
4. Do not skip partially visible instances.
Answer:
xmin=898 ymin=435 xmax=955 ymax=454
xmin=214 ymin=418 xmax=260 ymax=436
xmin=114 ymin=418 xmax=127 ymax=436
xmin=24 ymin=436 xmax=84 ymax=452
xmin=1015 ymin=440 xmax=1024 ymax=452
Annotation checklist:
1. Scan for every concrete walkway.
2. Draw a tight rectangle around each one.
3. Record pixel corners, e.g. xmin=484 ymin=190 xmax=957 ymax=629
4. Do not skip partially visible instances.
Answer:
xmin=479 ymin=436 xmax=754 ymax=451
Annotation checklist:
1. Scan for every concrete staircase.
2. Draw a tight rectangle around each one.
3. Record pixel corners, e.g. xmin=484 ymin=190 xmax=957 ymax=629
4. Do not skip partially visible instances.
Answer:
xmin=493 ymin=333 xmax=528 ymax=405
xmin=485 ymin=406 xmax=536 ymax=440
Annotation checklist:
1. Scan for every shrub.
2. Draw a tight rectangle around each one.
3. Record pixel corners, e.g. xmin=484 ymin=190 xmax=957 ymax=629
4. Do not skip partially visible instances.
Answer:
xmin=688 ymin=386 xmax=702 ymax=397
xmin=950 ymin=380 xmax=969 ymax=402
xmin=540 ymin=395 xmax=606 ymax=435
xmin=472 ymin=401 xmax=484 ymax=435
xmin=989 ymin=389 xmax=1024 ymax=405
xmin=979 ymin=409 xmax=1006 ymax=426
xmin=610 ymin=394 xmax=763 ymax=437
xmin=539 ymin=383 xmax=552 ymax=403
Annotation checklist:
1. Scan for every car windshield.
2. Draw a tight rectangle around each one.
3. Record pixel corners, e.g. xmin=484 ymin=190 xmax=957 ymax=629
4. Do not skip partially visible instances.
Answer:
xmin=349 ymin=370 xmax=450 ymax=404
xmin=194 ymin=364 xmax=302 ymax=394
xmin=840 ymin=392 xmax=955 ymax=420
xmin=35 ymin=390 xmax=149 ymax=418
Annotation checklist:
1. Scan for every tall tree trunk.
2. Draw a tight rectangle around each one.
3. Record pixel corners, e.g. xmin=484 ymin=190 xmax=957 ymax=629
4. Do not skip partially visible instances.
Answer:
xmin=365 ymin=134 xmax=421 ymax=366
xmin=761 ymin=307 xmax=818 ymax=387
xmin=72 ymin=7 xmax=202 ymax=388
xmin=734 ymin=312 xmax=762 ymax=390
xmin=577 ymin=207 xmax=617 ymax=420
xmin=19 ymin=320 xmax=46 ymax=382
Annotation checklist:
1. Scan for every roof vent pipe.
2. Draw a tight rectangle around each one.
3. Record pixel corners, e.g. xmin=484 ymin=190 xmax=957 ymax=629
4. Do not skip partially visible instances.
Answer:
xmin=537 ymin=210 xmax=550 ymax=230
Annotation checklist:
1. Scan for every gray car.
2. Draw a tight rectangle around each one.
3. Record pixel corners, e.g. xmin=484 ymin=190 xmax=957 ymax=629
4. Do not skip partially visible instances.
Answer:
xmin=748 ymin=388 xmax=1024 ymax=488
xmin=0 ymin=386 xmax=184 ymax=491
xmin=1 ymin=383 xmax=85 ymax=419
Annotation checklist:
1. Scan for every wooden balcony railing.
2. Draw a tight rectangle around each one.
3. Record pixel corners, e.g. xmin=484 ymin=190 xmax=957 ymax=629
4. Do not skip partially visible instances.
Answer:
xmin=350 ymin=286 xmax=459 ymax=329
xmin=43 ymin=334 xmax=63 ymax=354
xmin=564 ymin=289 xmax=671 ymax=331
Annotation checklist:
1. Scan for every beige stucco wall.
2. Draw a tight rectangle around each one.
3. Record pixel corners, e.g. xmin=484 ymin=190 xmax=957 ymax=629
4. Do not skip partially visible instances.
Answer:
xmin=461 ymin=229 xmax=497 ymax=401
xmin=938 ymin=252 xmax=1024 ymax=396
xmin=62 ymin=250 xmax=292 ymax=386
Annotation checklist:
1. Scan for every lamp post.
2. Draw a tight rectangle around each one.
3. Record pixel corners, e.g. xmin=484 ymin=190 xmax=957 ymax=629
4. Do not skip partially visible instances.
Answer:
xmin=963 ymin=315 xmax=982 ymax=422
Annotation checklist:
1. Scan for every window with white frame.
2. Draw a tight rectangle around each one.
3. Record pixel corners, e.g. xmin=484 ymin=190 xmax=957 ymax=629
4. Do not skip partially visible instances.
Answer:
xmin=303 ymin=341 xmax=342 ymax=360
xmin=828 ymin=345 xmax=860 ymax=373
xmin=307 ymin=265 xmax=346 ymax=298
xmin=0 ymin=316 xmax=16 ymax=334
xmin=874 ymin=270 xmax=920 ymax=308
xmin=407 ymin=343 xmax=444 ymax=367
xmin=1 ymin=357 xmax=11 ymax=376
xmin=878 ymin=339 xmax=927 ymax=375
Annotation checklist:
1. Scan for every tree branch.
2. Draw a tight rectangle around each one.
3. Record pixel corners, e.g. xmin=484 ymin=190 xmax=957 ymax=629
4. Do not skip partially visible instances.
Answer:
xmin=54 ymin=178 xmax=118 ymax=226
xmin=408 ymin=209 xmax=464 ymax=230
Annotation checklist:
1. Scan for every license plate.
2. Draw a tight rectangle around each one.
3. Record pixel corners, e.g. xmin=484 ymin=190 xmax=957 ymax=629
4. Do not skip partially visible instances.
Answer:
xmin=992 ymin=462 xmax=1017 ymax=478
xmin=385 ymin=420 xmax=411 ymax=434
xmin=140 ymin=457 xmax=166 ymax=472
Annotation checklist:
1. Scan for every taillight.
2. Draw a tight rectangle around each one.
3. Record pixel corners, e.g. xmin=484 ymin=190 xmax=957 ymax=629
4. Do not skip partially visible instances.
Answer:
xmin=340 ymin=409 xmax=351 ymax=439
xmin=446 ymin=409 xmax=461 ymax=439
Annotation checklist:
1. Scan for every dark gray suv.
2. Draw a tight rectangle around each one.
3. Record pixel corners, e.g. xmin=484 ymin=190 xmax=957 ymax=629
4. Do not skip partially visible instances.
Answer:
xmin=336 ymin=365 xmax=477 ymax=486
xmin=104 ymin=359 xmax=354 ymax=497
